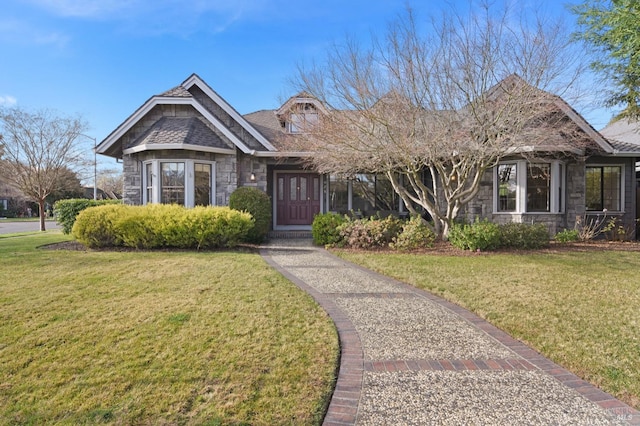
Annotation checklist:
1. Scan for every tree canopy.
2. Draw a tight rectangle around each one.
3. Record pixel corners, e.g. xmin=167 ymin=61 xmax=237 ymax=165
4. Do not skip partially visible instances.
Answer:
xmin=572 ymin=0 xmax=640 ymax=119
xmin=286 ymin=3 xmax=590 ymax=239
xmin=0 ymin=107 xmax=88 ymax=230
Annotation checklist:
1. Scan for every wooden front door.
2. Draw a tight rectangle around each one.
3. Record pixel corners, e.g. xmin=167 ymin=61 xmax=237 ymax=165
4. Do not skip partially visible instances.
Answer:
xmin=276 ymin=173 xmax=321 ymax=226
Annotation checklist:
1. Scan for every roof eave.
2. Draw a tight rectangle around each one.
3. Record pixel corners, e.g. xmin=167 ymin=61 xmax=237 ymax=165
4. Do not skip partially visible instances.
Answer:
xmin=123 ymin=143 xmax=235 ymax=155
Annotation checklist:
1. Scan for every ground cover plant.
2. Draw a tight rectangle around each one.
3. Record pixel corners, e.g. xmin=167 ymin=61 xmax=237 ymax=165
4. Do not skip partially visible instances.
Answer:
xmin=0 ymin=233 xmax=338 ymax=425
xmin=335 ymin=248 xmax=640 ymax=409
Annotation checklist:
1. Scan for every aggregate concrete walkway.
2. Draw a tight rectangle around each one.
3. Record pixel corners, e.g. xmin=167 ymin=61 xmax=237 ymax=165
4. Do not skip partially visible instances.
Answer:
xmin=260 ymin=239 xmax=640 ymax=426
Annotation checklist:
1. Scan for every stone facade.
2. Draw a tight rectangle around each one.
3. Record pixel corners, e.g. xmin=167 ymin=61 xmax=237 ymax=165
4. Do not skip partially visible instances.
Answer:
xmin=461 ymin=156 xmax=637 ymax=236
xmin=462 ymin=159 xmax=586 ymax=236
xmin=122 ymin=149 xmax=273 ymax=208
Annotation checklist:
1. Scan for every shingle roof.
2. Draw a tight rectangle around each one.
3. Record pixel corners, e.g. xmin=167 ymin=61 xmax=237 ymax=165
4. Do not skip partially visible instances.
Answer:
xmin=243 ymin=110 xmax=284 ymax=141
xmin=128 ymin=116 xmax=233 ymax=150
xmin=159 ymin=85 xmax=193 ymax=98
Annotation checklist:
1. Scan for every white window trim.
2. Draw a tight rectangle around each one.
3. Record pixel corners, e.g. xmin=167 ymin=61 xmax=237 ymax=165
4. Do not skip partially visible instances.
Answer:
xmin=585 ymin=163 xmax=625 ymax=213
xmin=142 ymin=159 xmax=216 ymax=207
xmin=493 ymin=160 xmax=565 ymax=214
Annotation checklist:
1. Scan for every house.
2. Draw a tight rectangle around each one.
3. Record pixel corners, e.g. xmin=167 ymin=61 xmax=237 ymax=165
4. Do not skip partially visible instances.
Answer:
xmin=96 ymin=74 xmax=640 ymax=236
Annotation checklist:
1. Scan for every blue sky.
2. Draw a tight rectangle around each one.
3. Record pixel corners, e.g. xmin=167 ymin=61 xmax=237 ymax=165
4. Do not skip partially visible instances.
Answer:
xmin=1 ymin=0 xmax=607 ymax=171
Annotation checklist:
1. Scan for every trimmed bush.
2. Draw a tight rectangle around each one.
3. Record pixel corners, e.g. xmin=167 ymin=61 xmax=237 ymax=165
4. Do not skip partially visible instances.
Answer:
xmin=499 ymin=223 xmax=550 ymax=250
xmin=555 ymin=229 xmax=580 ymax=243
xmin=338 ymin=216 xmax=402 ymax=249
xmin=54 ymin=198 xmax=122 ymax=234
xmin=72 ymin=204 xmax=126 ymax=248
xmin=312 ymin=212 xmax=349 ymax=246
xmin=229 ymin=187 xmax=272 ymax=244
xmin=390 ymin=216 xmax=436 ymax=251
xmin=72 ymin=204 xmax=253 ymax=250
xmin=448 ymin=219 xmax=501 ymax=251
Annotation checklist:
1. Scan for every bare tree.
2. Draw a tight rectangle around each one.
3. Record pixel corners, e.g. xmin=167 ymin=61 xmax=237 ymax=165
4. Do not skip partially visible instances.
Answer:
xmin=97 ymin=168 xmax=124 ymax=199
xmin=286 ymin=2 xmax=591 ymax=239
xmin=0 ymin=107 xmax=88 ymax=231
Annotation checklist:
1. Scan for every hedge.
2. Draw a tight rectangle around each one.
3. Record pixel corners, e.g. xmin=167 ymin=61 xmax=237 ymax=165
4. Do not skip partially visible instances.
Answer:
xmin=53 ymin=198 xmax=122 ymax=234
xmin=72 ymin=204 xmax=253 ymax=250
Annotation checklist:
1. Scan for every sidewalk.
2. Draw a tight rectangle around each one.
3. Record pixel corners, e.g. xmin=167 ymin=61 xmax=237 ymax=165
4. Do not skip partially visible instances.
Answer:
xmin=260 ymin=239 xmax=640 ymax=426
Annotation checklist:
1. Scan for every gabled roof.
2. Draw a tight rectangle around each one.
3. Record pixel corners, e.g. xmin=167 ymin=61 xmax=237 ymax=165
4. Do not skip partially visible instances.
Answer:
xmin=600 ymin=119 xmax=640 ymax=155
xmin=276 ymin=92 xmax=328 ymax=117
xmin=484 ymin=74 xmax=614 ymax=154
xmin=181 ymin=74 xmax=277 ymax=152
xmin=96 ymin=73 xmax=276 ymax=158
xmin=123 ymin=116 xmax=235 ymax=155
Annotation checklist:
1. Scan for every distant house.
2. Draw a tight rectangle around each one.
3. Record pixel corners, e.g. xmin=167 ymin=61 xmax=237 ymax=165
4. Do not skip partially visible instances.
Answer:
xmin=96 ymin=74 xmax=640 ymax=235
xmin=0 ymin=178 xmax=28 ymax=217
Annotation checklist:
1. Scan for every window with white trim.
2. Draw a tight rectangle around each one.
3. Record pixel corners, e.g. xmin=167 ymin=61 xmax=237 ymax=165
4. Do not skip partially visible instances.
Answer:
xmin=287 ymin=103 xmax=319 ymax=133
xmin=143 ymin=160 xmax=215 ymax=207
xmin=585 ymin=165 xmax=622 ymax=211
xmin=495 ymin=161 xmax=564 ymax=213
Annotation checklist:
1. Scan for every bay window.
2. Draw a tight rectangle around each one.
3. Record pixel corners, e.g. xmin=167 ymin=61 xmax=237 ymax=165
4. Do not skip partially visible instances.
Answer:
xmin=495 ymin=161 xmax=564 ymax=213
xmin=161 ymin=162 xmax=185 ymax=205
xmin=143 ymin=160 xmax=215 ymax=207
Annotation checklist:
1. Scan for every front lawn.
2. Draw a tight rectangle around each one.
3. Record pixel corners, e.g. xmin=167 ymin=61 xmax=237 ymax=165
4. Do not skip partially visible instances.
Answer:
xmin=0 ymin=234 xmax=338 ymax=425
xmin=336 ymin=247 xmax=640 ymax=409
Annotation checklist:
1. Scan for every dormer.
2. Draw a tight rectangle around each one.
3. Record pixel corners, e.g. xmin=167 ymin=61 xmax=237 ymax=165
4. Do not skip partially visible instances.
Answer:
xmin=276 ymin=93 xmax=327 ymax=134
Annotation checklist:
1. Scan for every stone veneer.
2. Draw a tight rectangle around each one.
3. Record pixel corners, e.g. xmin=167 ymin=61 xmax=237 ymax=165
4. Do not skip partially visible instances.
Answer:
xmin=122 ymin=149 xmax=270 ymax=207
xmin=462 ymin=159 xmax=586 ymax=236
xmin=462 ymin=156 xmax=637 ymax=235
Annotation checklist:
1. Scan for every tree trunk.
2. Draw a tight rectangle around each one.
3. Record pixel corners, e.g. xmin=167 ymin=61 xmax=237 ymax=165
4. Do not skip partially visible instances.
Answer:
xmin=38 ymin=199 xmax=46 ymax=231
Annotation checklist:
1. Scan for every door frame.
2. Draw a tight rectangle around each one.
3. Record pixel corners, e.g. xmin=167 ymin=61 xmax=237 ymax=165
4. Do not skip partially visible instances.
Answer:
xmin=272 ymin=170 xmax=324 ymax=230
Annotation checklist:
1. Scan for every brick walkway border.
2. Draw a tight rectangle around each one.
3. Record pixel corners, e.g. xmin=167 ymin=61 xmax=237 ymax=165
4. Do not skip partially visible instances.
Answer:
xmin=260 ymin=245 xmax=640 ymax=426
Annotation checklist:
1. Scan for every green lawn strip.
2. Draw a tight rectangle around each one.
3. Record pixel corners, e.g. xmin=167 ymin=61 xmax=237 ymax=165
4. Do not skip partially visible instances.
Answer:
xmin=336 ymin=250 xmax=640 ymax=409
xmin=0 ymin=234 xmax=338 ymax=425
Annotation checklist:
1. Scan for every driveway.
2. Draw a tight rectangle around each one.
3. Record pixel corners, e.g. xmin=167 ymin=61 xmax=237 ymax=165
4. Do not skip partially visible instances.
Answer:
xmin=0 ymin=220 xmax=60 ymax=234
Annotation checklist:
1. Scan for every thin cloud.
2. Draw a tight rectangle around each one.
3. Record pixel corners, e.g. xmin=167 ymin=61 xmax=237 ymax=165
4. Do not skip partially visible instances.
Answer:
xmin=0 ymin=18 xmax=69 ymax=48
xmin=0 ymin=95 xmax=18 ymax=106
xmin=22 ymin=0 xmax=269 ymax=36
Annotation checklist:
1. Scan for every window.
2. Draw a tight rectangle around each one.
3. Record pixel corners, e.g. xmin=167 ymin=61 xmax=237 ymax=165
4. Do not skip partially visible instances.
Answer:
xmin=143 ymin=160 xmax=215 ymax=207
xmin=194 ymin=163 xmax=212 ymax=206
xmin=145 ymin=163 xmax=153 ymax=204
xmin=287 ymin=103 xmax=318 ymax=133
xmin=586 ymin=166 xmax=622 ymax=211
xmin=161 ymin=162 xmax=185 ymax=204
xmin=328 ymin=175 xmax=348 ymax=212
xmin=497 ymin=164 xmax=517 ymax=212
xmin=352 ymin=174 xmax=376 ymax=213
xmin=494 ymin=161 xmax=563 ymax=213
xmin=526 ymin=164 xmax=550 ymax=212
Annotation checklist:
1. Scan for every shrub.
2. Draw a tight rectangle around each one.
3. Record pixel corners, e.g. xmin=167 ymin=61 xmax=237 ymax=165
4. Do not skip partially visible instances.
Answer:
xmin=72 ymin=204 xmax=253 ymax=250
xmin=338 ymin=216 xmax=402 ymax=249
xmin=312 ymin=212 xmax=348 ymax=246
xmin=554 ymin=229 xmax=580 ymax=243
xmin=72 ymin=204 xmax=127 ymax=248
xmin=229 ymin=187 xmax=272 ymax=244
xmin=448 ymin=219 xmax=501 ymax=251
xmin=499 ymin=223 xmax=550 ymax=250
xmin=54 ymin=198 xmax=121 ymax=234
xmin=390 ymin=216 xmax=436 ymax=251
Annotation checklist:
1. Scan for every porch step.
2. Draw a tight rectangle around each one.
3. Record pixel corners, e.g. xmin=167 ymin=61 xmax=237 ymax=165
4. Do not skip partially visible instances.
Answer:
xmin=268 ymin=230 xmax=313 ymax=239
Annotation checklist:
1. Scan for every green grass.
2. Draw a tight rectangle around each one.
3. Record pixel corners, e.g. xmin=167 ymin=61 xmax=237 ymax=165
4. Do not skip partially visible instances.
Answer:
xmin=0 ymin=234 xmax=338 ymax=425
xmin=336 ymin=249 xmax=640 ymax=409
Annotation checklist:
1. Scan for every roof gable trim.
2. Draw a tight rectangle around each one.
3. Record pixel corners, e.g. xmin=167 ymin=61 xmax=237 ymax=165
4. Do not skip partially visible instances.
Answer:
xmin=182 ymin=74 xmax=277 ymax=152
xmin=97 ymin=96 xmax=254 ymax=155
